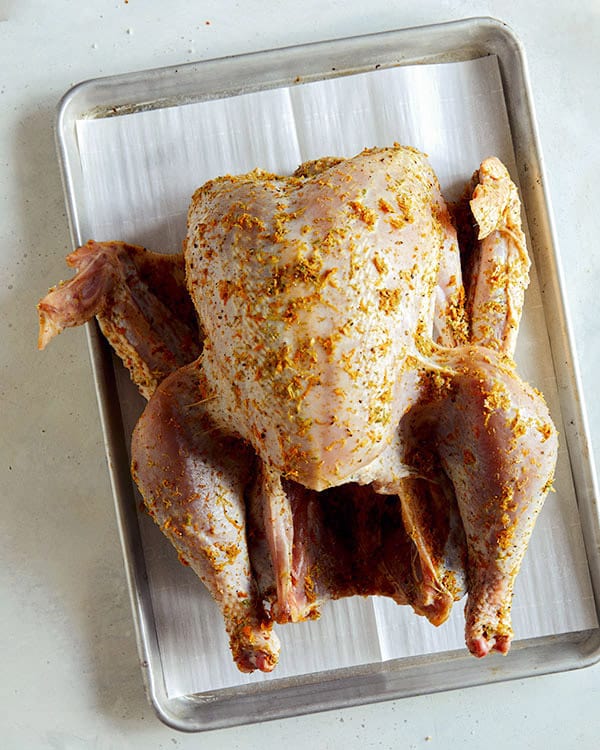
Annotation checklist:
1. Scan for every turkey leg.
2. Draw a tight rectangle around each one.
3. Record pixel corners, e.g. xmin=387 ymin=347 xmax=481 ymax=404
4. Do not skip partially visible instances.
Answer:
xmin=433 ymin=347 xmax=557 ymax=656
xmin=131 ymin=358 xmax=280 ymax=672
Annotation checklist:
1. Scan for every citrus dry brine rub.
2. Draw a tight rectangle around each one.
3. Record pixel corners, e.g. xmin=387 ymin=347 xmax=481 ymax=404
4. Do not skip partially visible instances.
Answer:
xmin=38 ymin=145 xmax=557 ymax=672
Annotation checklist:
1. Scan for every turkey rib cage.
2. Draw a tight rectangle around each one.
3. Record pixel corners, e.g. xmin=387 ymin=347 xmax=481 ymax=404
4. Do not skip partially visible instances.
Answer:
xmin=38 ymin=145 xmax=557 ymax=672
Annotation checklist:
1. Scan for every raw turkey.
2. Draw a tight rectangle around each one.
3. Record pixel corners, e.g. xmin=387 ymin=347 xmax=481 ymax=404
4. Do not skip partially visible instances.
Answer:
xmin=38 ymin=145 xmax=557 ymax=672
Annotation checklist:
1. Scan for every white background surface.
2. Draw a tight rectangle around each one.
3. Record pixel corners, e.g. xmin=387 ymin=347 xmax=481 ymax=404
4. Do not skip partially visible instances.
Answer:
xmin=1 ymin=1 xmax=599 ymax=748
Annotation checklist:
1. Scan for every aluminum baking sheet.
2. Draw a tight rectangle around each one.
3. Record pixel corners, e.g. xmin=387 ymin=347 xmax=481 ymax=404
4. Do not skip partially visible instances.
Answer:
xmin=55 ymin=17 xmax=600 ymax=731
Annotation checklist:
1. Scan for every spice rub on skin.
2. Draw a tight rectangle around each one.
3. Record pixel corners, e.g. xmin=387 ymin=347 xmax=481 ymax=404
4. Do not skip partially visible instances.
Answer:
xmin=186 ymin=146 xmax=462 ymax=492
xmin=38 ymin=145 xmax=558 ymax=671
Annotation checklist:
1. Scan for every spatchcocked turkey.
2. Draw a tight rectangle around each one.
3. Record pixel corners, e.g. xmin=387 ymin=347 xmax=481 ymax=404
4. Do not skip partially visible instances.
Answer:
xmin=38 ymin=146 xmax=557 ymax=672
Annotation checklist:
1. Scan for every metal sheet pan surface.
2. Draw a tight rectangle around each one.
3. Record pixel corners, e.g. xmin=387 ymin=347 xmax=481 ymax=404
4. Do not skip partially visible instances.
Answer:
xmin=54 ymin=17 xmax=600 ymax=731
